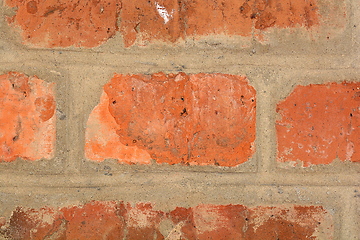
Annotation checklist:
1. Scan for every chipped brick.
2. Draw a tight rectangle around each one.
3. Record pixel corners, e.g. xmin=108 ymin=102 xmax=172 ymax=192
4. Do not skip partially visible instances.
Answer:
xmin=0 ymin=72 xmax=55 ymax=162
xmin=5 ymin=0 xmax=324 ymax=48
xmin=60 ymin=201 xmax=127 ymax=239
xmin=85 ymin=92 xmax=152 ymax=164
xmin=86 ymin=73 xmax=256 ymax=167
xmin=1 ymin=202 xmax=333 ymax=239
xmin=6 ymin=207 xmax=62 ymax=239
xmin=245 ymin=206 xmax=334 ymax=240
xmin=6 ymin=0 xmax=121 ymax=48
xmin=277 ymin=82 xmax=360 ymax=166
xmin=126 ymin=202 xmax=165 ymax=239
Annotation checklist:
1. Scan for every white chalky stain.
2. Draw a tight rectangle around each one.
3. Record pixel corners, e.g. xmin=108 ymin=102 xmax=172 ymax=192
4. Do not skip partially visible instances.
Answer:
xmin=155 ymin=1 xmax=174 ymax=24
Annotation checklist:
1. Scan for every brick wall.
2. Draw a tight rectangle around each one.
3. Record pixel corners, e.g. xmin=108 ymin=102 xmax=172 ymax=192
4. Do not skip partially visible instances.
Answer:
xmin=0 ymin=0 xmax=359 ymax=239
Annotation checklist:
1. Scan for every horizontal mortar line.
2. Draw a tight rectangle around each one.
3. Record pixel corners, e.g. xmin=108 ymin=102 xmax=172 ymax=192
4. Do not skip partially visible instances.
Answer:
xmin=0 ymin=182 xmax=359 ymax=189
xmin=55 ymin=62 xmax=355 ymax=71
xmin=13 ymin=47 xmax=357 ymax=57
xmin=0 ymin=174 xmax=358 ymax=187
xmin=0 ymin=52 xmax=355 ymax=61
xmin=0 ymin=59 xmax=356 ymax=70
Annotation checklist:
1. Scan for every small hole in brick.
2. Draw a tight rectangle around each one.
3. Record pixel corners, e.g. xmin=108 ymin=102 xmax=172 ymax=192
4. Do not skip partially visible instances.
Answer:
xmin=181 ymin=108 xmax=187 ymax=116
xmin=112 ymin=100 xmax=116 ymax=104
xmin=133 ymin=139 xmax=137 ymax=143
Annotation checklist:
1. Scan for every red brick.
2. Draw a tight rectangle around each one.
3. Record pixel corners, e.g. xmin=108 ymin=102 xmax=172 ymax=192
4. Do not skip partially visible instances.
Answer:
xmin=168 ymin=204 xmax=332 ymax=239
xmin=277 ymin=82 xmax=360 ymax=167
xmin=60 ymin=201 xmax=127 ymax=240
xmin=5 ymin=0 xmax=323 ymax=48
xmin=5 ymin=0 xmax=121 ymax=48
xmin=170 ymin=204 xmax=247 ymax=239
xmin=126 ymin=202 xmax=165 ymax=239
xmin=6 ymin=207 xmax=63 ymax=239
xmin=86 ymin=73 xmax=256 ymax=167
xmin=0 ymin=72 xmax=56 ymax=162
xmin=245 ymin=206 xmax=333 ymax=239
xmin=0 ymin=202 xmax=333 ymax=239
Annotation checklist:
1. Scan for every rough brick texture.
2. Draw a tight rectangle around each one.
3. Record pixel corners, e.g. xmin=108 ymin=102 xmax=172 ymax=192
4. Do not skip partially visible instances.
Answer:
xmin=6 ymin=0 xmax=121 ymax=48
xmin=0 ymin=201 xmax=333 ymax=239
xmin=0 ymin=72 xmax=56 ymax=162
xmin=277 ymin=82 xmax=360 ymax=167
xmin=5 ymin=0 xmax=321 ymax=47
xmin=86 ymin=73 xmax=256 ymax=167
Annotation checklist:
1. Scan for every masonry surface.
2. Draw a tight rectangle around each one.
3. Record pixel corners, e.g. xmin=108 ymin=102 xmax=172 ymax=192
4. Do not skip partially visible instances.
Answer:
xmin=0 ymin=0 xmax=359 ymax=239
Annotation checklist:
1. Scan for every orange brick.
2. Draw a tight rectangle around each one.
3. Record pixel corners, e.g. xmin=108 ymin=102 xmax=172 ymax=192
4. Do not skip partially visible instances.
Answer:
xmin=5 ymin=0 xmax=322 ymax=48
xmin=6 ymin=0 xmax=121 ymax=48
xmin=86 ymin=73 xmax=256 ymax=167
xmin=120 ymin=0 xmax=185 ymax=47
xmin=277 ymin=82 xmax=360 ymax=166
xmin=85 ymin=91 xmax=151 ymax=164
xmin=0 ymin=72 xmax=55 ymax=162
xmin=253 ymin=0 xmax=318 ymax=30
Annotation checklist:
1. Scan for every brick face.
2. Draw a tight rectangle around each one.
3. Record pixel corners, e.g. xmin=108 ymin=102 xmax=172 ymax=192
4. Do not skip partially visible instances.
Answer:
xmin=0 ymin=72 xmax=56 ymax=162
xmin=0 ymin=202 xmax=333 ymax=239
xmin=5 ymin=0 xmax=121 ymax=48
xmin=5 ymin=0 xmax=321 ymax=48
xmin=86 ymin=72 xmax=256 ymax=167
xmin=277 ymin=82 xmax=360 ymax=167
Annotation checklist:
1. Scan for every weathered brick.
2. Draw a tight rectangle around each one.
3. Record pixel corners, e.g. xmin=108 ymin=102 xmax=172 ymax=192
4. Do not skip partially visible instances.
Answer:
xmin=86 ymin=73 xmax=256 ymax=167
xmin=5 ymin=0 xmax=323 ymax=48
xmin=245 ymin=206 xmax=333 ymax=239
xmin=5 ymin=207 xmax=62 ymax=239
xmin=120 ymin=0 xmax=185 ymax=47
xmin=277 ymin=82 xmax=360 ymax=167
xmin=169 ymin=204 xmax=333 ymax=239
xmin=85 ymin=91 xmax=152 ymax=164
xmin=126 ymin=203 xmax=164 ymax=239
xmin=0 ymin=202 xmax=333 ymax=239
xmin=0 ymin=72 xmax=56 ymax=162
xmin=170 ymin=204 xmax=248 ymax=239
xmin=60 ymin=201 xmax=127 ymax=239
xmin=5 ymin=0 xmax=121 ymax=48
